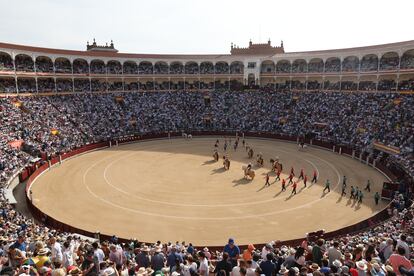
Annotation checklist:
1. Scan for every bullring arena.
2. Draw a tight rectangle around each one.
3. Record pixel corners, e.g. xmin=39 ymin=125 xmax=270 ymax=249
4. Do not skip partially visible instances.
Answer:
xmin=29 ymin=136 xmax=388 ymax=246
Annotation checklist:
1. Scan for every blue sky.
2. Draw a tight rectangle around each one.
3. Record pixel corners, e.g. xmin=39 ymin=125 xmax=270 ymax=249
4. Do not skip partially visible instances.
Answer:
xmin=1 ymin=0 xmax=412 ymax=54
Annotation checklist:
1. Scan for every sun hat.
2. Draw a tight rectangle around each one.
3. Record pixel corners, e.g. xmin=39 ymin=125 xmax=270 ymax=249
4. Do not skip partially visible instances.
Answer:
xmin=333 ymin=260 xmax=342 ymax=268
xmin=310 ymin=263 xmax=320 ymax=271
xmin=278 ymin=266 xmax=289 ymax=274
xmin=356 ymin=261 xmax=367 ymax=271
xmin=137 ymin=267 xmax=147 ymax=276
xmin=37 ymin=248 xmax=50 ymax=255
xmin=341 ymin=266 xmax=349 ymax=274
xmin=146 ymin=268 xmax=154 ymax=275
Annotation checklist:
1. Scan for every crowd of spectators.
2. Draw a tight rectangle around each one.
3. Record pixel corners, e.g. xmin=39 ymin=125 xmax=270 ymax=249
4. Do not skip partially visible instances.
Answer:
xmin=139 ymin=63 xmax=153 ymax=75
xmin=1 ymin=78 xmax=414 ymax=94
xmin=90 ymin=61 xmax=106 ymax=74
xmin=154 ymin=63 xmax=169 ymax=75
xmin=401 ymin=53 xmax=414 ymax=70
xmin=341 ymin=58 xmax=359 ymax=72
xmin=291 ymin=61 xmax=307 ymax=73
xmin=380 ymin=56 xmax=399 ymax=71
xmin=361 ymin=56 xmax=378 ymax=72
xmin=324 ymin=59 xmax=341 ymax=73
xmin=0 ymin=90 xmax=413 ymax=186
xmin=108 ymin=62 xmax=122 ymax=75
xmin=15 ymin=55 xmax=34 ymax=72
xmin=0 ymin=54 xmax=14 ymax=71
xmin=35 ymin=58 xmax=54 ymax=73
xmin=200 ymin=63 xmax=214 ymax=74
xmin=73 ymin=60 xmax=89 ymax=74
xmin=185 ymin=63 xmax=199 ymax=74
xmin=0 ymin=184 xmax=412 ymax=276
xmin=307 ymin=61 xmax=324 ymax=73
xmin=0 ymin=89 xmax=413 ymax=275
xmin=0 ymin=79 xmax=16 ymax=93
xmin=276 ymin=62 xmax=291 ymax=74
xmin=54 ymin=59 xmax=72 ymax=74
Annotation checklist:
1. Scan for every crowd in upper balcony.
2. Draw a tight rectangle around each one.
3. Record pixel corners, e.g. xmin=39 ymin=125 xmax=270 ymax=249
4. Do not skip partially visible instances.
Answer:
xmin=2 ymin=50 xmax=414 ymax=76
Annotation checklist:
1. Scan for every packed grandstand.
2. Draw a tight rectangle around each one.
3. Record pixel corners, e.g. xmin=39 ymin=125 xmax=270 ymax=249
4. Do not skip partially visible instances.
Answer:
xmin=0 ymin=39 xmax=413 ymax=276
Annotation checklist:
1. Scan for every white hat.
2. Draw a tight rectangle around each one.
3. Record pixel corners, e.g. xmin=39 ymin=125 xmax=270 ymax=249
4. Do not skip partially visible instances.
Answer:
xmin=356 ymin=261 xmax=367 ymax=271
xmin=332 ymin=260 xmax=342 ymax=268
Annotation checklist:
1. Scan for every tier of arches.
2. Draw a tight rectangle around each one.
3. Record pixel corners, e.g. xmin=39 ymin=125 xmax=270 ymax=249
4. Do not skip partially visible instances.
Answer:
xmin=0 ymin=52 xmax=245 ymax=75
xmin=260 ymin=50 xmax=414 ymax=73
xmin=1 ymin=49 xmax=414 ymax=76
xmin=1 ymin=75 xmax=413 ymax=93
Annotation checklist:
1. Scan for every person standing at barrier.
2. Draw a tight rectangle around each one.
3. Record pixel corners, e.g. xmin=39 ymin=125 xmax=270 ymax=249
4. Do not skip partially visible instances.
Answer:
xmin=375 ymin=192 xmax=380 ymax=205
xmin=224 ymin=238 xmax=240 ymax=268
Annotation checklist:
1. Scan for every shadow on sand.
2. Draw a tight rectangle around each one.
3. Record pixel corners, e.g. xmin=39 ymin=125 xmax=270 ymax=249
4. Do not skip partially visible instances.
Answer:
xmin=211 ymin=167 xmax=226 ymax=174
xmin=232 ymin=178 xmax=251 ymax=186
xmin=202 ymin=160 xmax=216 ymax=166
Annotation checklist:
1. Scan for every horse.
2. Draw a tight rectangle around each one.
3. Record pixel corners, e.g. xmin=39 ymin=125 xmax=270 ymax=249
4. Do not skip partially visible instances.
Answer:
xmin=213 ymin=151 xmax=219 ymax=162
xmin=187 ymin=134 xmax=192 ymax=139
xmin=223 ymin=157 xmax=230 ymax=170
xmin=270 ymin=158 xmax=283 ymax=172
xmin=182 ymin=133 xmax=188 ymax=139
xmin=298 ymin=142 xmax=307 ymax=151
xmin=247 ymin=148 xmax=254 ymax=159
xmin=242 ymin=166 xmax=255 ymax=180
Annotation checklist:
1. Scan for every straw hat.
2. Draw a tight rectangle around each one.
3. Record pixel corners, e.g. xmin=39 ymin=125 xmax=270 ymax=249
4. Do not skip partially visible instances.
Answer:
xmin=310 ymin=263 xmax=320 ymax=271
xmin=137 ymin=267 xmax=147 ymax=276
xmin=37 ymin=248 xmax=50 ymax=256
xmin=356 ymin=261 xmax=367 ymax=271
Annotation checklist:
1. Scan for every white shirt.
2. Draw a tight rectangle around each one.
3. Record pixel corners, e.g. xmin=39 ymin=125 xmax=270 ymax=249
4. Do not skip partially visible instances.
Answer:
xmin=199 ymin=258 xmax=209 ymax=276
xmin=94 ymin=248 xmax=105 ymax=263
xmin=327 ymin=247 xmax=342 ymax=265
xmin=261 ymin=247 xmax=271 ymax=260
xmin=51 ymin=242 xmax=63 ymax=262
xmin=62 ymin=248 xmax=74 ymax=267
xmin=231 ymin=266 xmax=241 ymax=276
xmin=246 ymin=267 xmax=256 ymax=276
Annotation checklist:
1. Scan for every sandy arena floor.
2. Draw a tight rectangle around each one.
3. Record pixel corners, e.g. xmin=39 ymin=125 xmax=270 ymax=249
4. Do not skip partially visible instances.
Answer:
xmin=31 ymin=137 xmax=388 ymax=246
